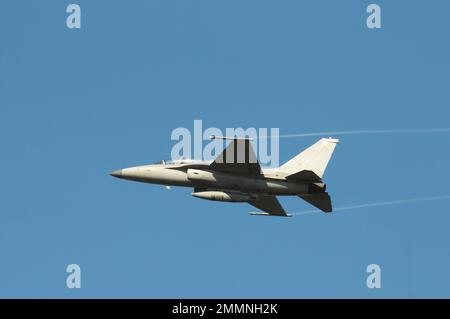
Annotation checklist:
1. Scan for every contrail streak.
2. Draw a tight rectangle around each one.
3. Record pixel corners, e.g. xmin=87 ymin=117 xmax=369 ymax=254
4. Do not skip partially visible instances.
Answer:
xmin=291 ymin=195 xmax=450 ymax=216
xmin=255 ymin=128 xmax=450 ymax=216
xmin=258 ymin=128 xmax=450 ymax=139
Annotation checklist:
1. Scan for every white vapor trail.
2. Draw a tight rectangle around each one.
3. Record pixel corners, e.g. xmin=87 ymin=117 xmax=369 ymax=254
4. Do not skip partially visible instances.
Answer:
xmin=258 ymin=128 xmax=450 ymax=139
xmin=291 ymin=195 xmax=450 ymax=216
xmin=254 ymin=128 xmax=450 ymax=216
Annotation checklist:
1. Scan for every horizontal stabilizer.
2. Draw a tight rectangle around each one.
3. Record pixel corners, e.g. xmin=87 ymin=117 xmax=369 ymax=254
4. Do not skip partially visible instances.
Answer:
xmin=298 ymin=193 xmax=333 ymax=213
xmin=285 ymin=170 xmax=321 ymax=182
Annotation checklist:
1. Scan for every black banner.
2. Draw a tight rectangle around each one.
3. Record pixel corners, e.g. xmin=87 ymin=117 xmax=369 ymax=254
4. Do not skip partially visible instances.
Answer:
xmin=0 ymin=299 xmax=445 ymax=318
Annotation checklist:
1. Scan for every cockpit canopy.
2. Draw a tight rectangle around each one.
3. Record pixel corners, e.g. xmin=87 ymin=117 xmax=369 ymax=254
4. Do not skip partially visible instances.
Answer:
xmin=152 ymin=157 xmax=207 ymax=165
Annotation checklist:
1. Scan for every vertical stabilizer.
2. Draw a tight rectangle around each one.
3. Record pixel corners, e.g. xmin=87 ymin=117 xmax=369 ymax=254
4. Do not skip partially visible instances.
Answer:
xmin=279 ymin=138 xmax=339 ymax=179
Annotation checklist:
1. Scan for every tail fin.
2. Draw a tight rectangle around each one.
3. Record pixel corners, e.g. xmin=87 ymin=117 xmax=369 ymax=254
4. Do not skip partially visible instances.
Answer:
xmin=279 ymin=138 xmax=339 ymax=180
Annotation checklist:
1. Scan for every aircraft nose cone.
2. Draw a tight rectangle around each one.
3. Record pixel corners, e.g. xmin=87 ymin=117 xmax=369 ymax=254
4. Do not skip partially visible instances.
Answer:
xmin=110 ymin=169 xmax=123 ymax=178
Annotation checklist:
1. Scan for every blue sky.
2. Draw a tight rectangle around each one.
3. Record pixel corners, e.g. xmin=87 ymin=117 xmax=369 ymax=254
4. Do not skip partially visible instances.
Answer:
xmin=1 ymin=0 xmax=450 ymax=298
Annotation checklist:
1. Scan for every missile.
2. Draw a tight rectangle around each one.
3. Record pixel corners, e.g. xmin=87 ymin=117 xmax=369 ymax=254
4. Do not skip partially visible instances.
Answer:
xmin=249 ymin=212 xmax=270 ymax=216
xmin=249 ymin=212 xmax=293 ymax=217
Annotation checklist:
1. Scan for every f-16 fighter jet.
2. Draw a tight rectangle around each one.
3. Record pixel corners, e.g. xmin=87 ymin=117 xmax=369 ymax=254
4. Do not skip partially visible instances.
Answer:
xmin=110 ymin=136 xmax=339 ymax=217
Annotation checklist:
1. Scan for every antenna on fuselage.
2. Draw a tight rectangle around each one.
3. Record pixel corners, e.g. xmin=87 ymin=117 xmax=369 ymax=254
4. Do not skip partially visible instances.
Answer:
xmin=209 ymin=135 xmax=255 ymax=141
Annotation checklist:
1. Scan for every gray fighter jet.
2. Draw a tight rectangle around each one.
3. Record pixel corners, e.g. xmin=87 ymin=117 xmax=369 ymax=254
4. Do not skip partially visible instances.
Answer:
xmin=110 ymin=136 xmax=339 ymax=217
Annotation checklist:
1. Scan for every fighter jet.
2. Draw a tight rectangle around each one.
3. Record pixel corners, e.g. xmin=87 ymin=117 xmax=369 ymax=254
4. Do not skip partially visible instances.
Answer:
xmin=110 ymin=136 xmax=339 ymax=217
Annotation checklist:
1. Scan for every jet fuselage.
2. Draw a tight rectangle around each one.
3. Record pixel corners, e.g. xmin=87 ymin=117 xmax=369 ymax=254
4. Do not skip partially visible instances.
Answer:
xmin=110 ymin=162 xmax=314 ymax=196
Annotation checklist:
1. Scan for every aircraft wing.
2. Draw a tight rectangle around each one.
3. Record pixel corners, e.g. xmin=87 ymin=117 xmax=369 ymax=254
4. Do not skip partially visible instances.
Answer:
xmin=248 ymin=195 xmax=290 ymax=217
xmin=209 ymin=137 xmax=261 ymax=175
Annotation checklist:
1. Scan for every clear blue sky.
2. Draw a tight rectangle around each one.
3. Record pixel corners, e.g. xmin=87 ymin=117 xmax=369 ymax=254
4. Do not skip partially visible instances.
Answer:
xmin=1 ymin=0 xmax=450 ymax=298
